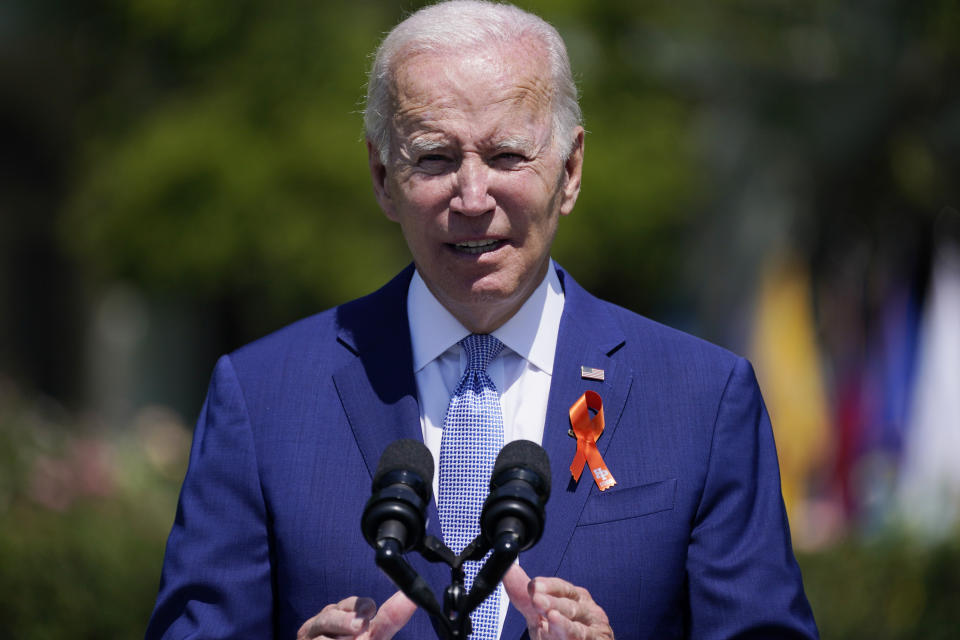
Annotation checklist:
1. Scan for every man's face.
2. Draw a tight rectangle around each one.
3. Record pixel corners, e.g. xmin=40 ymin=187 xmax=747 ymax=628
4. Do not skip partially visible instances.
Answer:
xmin=369 ymin=43 xmax=583 ymax=333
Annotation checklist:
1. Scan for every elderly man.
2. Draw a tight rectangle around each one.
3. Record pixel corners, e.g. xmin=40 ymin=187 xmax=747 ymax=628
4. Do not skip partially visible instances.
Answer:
xmin=147 ymin=2 xmax=818 ymax=639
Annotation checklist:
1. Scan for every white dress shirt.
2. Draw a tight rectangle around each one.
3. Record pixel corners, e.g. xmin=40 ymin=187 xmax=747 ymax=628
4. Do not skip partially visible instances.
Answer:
xmin=406 ymin=261 xmax=565 ymax=637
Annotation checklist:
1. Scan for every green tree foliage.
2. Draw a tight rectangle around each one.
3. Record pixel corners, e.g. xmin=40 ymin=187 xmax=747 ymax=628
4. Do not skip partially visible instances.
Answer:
xmin=51 ymin=0 xmax=705 ymax=329
xmin=49 ymin=0 xmax=959 ymax=340
xmin=61 ymin=1 xmax=411 ymax=317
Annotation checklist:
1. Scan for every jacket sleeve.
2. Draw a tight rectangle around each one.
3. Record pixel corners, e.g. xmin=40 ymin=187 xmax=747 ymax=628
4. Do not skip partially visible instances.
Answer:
xmin=685 ymin=357 xmax=819 ymax=639
xmin=146 ymin=355 xmax=274 ymax=639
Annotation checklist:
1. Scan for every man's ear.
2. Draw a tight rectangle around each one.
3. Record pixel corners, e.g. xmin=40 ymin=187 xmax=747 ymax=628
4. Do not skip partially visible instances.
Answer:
xmin=559 ymin=127 xmax=584 ymax=217
xmin=367 ymin=139 xmax=398 ymax=221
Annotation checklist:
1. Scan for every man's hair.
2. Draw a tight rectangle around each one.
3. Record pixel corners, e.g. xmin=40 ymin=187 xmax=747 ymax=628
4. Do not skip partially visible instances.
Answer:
xmin=364 ymin=0 xmax=582 ymax=164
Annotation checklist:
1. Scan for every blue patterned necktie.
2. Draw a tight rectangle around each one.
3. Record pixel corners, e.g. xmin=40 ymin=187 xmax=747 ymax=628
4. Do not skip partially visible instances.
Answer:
xmin=438 ymin=333 xmax=505 ymax=639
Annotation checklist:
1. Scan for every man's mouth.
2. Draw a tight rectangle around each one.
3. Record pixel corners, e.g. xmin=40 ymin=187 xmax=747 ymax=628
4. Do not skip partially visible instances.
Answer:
xmin=451 ymin=239 xmax=504 ymax=255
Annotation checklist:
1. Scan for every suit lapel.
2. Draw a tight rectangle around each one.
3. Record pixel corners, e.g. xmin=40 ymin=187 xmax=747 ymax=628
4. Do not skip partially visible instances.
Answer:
xmin=331 ymin=265 xmax=451 ymax=600
xmin=332 ymin=266 xmax=422 ymax=475
xmin=502 ymin=268 xmax=633 ymax=639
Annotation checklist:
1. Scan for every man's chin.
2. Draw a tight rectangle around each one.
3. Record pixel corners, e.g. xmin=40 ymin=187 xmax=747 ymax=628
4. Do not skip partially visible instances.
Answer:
xmin=461 ymin=284 xmax=534 ymax=330
xmin=461 ymin=273 xmax=521 ymax=302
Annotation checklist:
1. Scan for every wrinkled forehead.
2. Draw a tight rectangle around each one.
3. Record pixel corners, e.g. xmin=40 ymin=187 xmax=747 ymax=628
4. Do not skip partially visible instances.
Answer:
xmin=388 ymin=42 xmax=555 ymax=129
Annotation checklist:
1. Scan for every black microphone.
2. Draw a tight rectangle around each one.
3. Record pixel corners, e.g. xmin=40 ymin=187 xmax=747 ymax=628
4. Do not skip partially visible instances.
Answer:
xmin=361 ymin=438 xmax=433 ymax=552
xmin=464 ymin=440 xmax=551 ymax=614
xmin=480 ymin=439 xmax=551 ymax=550
xmin=361 ymin=439 xmax=444 ymax=622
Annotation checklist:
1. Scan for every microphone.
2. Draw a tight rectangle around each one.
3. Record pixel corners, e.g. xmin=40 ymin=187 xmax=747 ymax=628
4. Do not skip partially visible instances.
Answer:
xmin=465 ymin=440 xmax=551 ymax=613
xmin=480 ymin=439 xmax=551 ymax=550
xmin=361 ymin=438 xmax=433 ymax=552
xmin=361 ymin=439 xmax=444 ymax=622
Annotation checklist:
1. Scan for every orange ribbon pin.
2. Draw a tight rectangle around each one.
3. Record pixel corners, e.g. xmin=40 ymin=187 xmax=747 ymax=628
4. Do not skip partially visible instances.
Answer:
xmin=568 ymin=391 xmax=616 ymax=491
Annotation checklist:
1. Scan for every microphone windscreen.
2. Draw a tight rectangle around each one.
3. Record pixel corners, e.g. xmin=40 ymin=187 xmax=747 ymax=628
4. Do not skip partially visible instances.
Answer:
xmin=373 ymin=439 xmax=435 ymax=488
xmin=493 ymin=440 xmax=551 ymax=495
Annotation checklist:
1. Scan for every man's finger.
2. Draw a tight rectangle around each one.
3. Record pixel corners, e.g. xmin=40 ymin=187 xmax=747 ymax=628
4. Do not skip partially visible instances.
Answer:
xmin=346 ymin=596 xmax=378 ymax=618
xmin=531 ymin=577 xmax=582 ymax=601
xmin=367 ymin=591 xmax=418 ymax=639
xmin=543 ymin=608 xmax=589 ymax=640
xmin=505 ymin=565 xmax=556 ymax=638
xmin=297 ymin=596 xmax=376 ymax=639
xmin=503 ymin=564 xmax=540 ymax=625
xmin=530 ymin=580 xmax=583 ymax=621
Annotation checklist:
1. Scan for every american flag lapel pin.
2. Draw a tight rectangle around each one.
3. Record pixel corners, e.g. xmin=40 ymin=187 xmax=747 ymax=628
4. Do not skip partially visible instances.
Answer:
xmin=580 ymin=366 xmax=605 ymax=381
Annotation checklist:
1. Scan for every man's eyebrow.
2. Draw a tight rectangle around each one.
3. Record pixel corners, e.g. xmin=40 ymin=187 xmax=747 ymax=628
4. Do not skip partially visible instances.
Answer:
xmin=405 ymin=137 xmax=449 ymax=155
xmin=493 ymin=136 xmax=535 ymax=152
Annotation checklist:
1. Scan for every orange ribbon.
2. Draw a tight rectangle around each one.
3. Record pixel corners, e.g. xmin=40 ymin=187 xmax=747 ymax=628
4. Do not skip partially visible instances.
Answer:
xmin=568 ymin=391 xmax=616 ymax=491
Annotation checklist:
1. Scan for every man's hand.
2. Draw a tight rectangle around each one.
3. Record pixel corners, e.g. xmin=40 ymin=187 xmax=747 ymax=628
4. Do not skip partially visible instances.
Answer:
xmin=503 ymin=564 xmax=614 ymax=640
xmin=296 ymin=591 xmax=417 ymax=640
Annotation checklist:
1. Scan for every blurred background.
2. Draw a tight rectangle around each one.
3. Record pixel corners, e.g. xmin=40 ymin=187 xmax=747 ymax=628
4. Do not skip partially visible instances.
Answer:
xmin=2 ymin=0 xmax=959 ymax=637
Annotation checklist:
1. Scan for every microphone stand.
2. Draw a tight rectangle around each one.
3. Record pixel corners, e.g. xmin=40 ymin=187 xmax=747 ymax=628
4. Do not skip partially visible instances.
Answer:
xmin=412 ymin=529 xmax=522 ymax=639
xmin=375 ymin=528 xmax=523 ymax=639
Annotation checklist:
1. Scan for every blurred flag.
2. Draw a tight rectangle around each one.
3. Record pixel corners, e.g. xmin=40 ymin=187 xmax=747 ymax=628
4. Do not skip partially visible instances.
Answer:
xmin=876 ymin=286 xmax=920 ymax=455
xmin=750 ymin=255 xmax=831 ymax=543
xmin=854 ymin=284 xmax=920 ymax=534
xmin=897 ymin=242 xmax=960 ymax=539
xmin=833 ymin=367 xmax=865 ymax=521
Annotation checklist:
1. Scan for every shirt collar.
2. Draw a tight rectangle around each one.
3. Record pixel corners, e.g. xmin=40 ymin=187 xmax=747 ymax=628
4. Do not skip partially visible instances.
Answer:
xmin=407 ymin=261 xmax=565 ymax=375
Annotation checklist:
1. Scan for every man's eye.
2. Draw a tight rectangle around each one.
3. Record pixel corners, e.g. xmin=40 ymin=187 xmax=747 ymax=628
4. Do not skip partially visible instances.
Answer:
xmin=417 ymin=154 xmax=453 ymax=171
xmin=492 ymin=152 xmax=525 ymax=167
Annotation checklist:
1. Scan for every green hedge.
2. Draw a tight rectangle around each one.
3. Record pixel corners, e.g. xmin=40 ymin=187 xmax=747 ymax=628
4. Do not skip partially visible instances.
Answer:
xmin=798 ymin=536 xmax=960 ymax=640
xmin=0 ymin=382 xmax=185 ymax=639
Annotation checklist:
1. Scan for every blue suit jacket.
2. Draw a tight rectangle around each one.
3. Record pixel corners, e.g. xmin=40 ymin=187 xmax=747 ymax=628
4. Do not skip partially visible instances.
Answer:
xmin=147 ymin=265 xmax=817 ymax=639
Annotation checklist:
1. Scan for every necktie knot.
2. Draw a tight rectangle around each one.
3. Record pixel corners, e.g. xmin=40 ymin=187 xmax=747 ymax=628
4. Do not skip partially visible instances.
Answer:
xmin=460 ymin=333 xmax=504 ymax=373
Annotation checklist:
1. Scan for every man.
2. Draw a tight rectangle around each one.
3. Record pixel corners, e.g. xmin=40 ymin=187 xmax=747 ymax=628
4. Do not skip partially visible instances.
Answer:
xmin=147 ymin=2 xmax=818 ymax=639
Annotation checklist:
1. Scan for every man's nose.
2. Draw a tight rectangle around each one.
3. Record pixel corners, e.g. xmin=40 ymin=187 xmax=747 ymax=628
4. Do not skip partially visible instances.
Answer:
xmin=450 ymin=156 xmax=495 ymax=216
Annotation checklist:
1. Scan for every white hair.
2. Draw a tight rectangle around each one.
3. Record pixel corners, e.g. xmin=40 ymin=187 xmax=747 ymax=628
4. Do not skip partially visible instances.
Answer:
xmin=364 ymin=0 xmax=582 ymax=163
